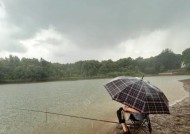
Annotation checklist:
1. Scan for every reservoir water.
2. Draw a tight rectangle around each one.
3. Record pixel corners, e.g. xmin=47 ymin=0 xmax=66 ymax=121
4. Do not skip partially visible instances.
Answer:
xmin=0 ymin=75 xmax=189 ymax=134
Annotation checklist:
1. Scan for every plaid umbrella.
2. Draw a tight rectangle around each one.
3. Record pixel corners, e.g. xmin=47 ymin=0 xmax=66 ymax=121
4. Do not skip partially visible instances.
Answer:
xmin=104 ymin=76 xmax=170 ymax=114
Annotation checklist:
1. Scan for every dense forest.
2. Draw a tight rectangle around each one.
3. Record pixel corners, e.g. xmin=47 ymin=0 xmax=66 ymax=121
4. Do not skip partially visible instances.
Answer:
xmin=0 ymin=48 xmax=190 ymax=83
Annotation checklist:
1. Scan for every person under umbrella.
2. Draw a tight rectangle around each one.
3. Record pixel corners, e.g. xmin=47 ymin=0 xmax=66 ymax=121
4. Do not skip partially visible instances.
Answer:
xmin=104 ymin=76 xmax=170 ymax=134
xmin=117 ymin=105 xmax=146 ymax=134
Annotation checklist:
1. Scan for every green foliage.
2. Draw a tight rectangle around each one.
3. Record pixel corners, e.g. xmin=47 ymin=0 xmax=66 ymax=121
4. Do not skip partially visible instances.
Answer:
xmin=155 ymin=49 xmax=182 ymax=72
xmin=182 ymin=48 xmax=190 ymax=70
xmin=0 ymin=48 xmax=186 ymax=83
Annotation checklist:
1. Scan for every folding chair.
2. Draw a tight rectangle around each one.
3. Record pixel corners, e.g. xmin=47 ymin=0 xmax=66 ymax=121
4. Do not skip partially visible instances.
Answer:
xmin=128 ymin=113 xmax=152 ymax=134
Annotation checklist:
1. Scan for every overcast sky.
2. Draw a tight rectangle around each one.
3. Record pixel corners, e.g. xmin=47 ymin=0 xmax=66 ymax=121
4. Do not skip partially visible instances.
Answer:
xmin=0 ymin=0 xmax=190 ymax=63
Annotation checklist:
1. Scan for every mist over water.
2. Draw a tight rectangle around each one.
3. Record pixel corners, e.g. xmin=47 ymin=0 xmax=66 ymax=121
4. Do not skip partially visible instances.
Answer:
xmin=0 ymin=75 xmax=189 ymax=134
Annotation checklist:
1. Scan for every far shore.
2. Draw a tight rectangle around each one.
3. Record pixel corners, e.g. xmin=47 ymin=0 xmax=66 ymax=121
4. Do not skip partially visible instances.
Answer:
xmin=0 ymin=76 xmax=112 ymax=84
xmin=0 ymin=74 xmax=189 ymax=85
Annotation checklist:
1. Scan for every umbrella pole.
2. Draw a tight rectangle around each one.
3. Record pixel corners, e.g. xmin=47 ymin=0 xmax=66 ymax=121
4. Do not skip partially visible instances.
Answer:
xmin=142 ymin=75 xmax=144 ymax=80
xmin=46 ymin=108 xmax=47 ymax=123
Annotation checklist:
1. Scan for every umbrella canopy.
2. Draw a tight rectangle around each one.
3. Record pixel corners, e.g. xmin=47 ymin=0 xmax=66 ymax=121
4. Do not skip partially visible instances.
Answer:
xmin=104 ymin=76 xmax=170 ymax=114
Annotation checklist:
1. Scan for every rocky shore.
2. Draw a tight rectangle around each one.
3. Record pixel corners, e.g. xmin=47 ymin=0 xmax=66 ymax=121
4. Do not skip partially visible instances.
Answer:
xmin=112 ymin=79 xmax=190 ymax=134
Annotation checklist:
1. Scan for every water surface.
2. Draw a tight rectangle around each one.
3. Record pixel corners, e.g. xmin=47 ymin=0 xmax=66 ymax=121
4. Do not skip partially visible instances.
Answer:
xmin=0 ymin=75 xmax=189 ymax=134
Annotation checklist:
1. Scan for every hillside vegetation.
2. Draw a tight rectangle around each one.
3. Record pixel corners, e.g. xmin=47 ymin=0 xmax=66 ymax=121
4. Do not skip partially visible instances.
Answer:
xmin=0 ymin=48 xmax=190 ymax=83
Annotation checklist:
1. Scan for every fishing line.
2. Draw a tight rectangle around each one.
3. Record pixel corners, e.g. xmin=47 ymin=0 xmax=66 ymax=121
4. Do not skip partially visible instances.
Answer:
xmin=12 ymin=108 xmax=119 ymax=124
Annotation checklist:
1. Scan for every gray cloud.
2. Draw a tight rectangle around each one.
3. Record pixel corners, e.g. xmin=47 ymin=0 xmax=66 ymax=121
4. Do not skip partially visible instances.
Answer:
xmin=1 ymin=0 xmax=190 ymax=62
xmin=2 ymin=42 xmax=26 ymax=52
xmin=3 ymin=0 xmax=190 ymax=47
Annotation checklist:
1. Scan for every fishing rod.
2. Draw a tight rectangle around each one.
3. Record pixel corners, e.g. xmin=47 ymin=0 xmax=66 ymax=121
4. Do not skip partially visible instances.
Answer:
xmin=12 ymin=108 xmax=162 ymax=127
xmin=12 ymin=108 xmax=119 ymax=124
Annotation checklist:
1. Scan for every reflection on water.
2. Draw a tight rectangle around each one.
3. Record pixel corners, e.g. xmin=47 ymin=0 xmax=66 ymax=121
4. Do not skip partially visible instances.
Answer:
xmin=0 ymin=75 xmax=189 ymax=134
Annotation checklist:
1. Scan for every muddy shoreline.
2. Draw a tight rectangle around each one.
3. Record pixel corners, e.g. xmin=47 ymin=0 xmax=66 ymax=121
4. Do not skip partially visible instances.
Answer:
xmin=110 ymin=79 xmax=190 ymax=134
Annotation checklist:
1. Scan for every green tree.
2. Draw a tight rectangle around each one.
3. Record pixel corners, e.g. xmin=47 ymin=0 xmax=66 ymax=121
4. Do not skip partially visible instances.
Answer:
xmin=116 ymin=58 xmax=135 ymax=70
xmin=81 ymin=60 xmax=100 ymax=77
xmin=143 ymin=57 xmax=157 ymax=74
xmin=99 ymin=60 xmax=117 ymax=75
xmin=155 ymin=49 xmax=182 ymax=72
xmin=182 ymin=48 xmax=190 ymax=70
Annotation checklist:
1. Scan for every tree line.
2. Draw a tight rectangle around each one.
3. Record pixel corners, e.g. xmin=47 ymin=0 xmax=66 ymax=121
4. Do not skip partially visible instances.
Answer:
xmin=0 ymin=48 xmax=190 ymax=83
